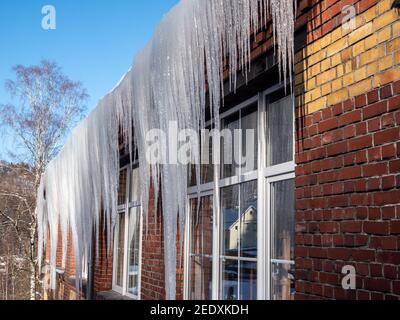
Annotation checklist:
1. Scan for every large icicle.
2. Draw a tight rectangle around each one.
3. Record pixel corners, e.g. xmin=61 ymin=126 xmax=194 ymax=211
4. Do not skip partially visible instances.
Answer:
xmin=36 ymin=0 xmax=296 ymax=300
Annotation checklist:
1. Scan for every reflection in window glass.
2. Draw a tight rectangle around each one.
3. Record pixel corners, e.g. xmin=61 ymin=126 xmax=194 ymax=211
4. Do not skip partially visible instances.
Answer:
xmin=201 ymin=128 xmax=214 ymax=184
xmin=240 ymin=181 xmax=257 ymax=258
xmin=221 ymin=105 xmax=258 ymax=179
xmin=190 ymin=256 xmax=213 ymax=300
xmin=221 ymin=112 xmax=240 ymax=179
xmin=221 ymin=185 xmax=239 ymax=257
xmin=241 ymin=105 xmax=258 ymax=174
xmin=127 ymin=207 xmax=141 ymax=296
xmin=118 ymin=169 xmax=128 ymax=206
xmin=271 ymin=179 xmax=295 ymax=300
xmin=240 ymin=260 xmax=257 ymax=300
xmin=116 ymin=214 xmax=125 ymax=287
xmin=271 ymin=179 xmax=295 ymax=260
xmin=130 ymin=169 xmax=140 ymax=203
xmin=271 ymin=262 xmax=295 ymax=300
xmin=267 ymin=96 xmax=293 ymax=166
xmin=191 ymin=197 xmax=213 ymax=256
xmin=222 ymin=259 xmax=238 ymax=300
xmin=189 ymin=196 xmax=213 ymax=300
xmin=221 ymin=181 xmax=257 ymax=300
xmin=188 ymin=129 xmax=214 ymax=187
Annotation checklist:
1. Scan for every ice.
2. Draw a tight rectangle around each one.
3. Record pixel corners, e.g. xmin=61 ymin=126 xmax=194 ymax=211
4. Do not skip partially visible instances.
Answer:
xmin=36 ymin=0 xmax=295 ymax=300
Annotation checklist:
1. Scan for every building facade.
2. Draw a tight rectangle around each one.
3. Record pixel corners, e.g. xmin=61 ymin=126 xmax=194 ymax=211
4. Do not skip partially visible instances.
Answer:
xmin=44 ymin=0 xmax=400 ymax=300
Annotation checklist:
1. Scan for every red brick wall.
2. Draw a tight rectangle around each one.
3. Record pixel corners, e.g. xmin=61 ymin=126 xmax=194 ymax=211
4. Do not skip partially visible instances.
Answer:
xmin=295 ymin=80 xmax=400 ymax=300
xmin=140 ymin=185 xmax=184 ymax=300
xmin=93 ymin=221 xmax=113 ymax=295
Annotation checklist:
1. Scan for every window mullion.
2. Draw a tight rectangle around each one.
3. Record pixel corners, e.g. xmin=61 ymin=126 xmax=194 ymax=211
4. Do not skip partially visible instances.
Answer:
xmin=183 ymin=200 xmax=191 ymax=300
xmin=257 ymin=92 xmax=266 ymax=300
xmin=265 ymin=178 xmax=272 ymax=300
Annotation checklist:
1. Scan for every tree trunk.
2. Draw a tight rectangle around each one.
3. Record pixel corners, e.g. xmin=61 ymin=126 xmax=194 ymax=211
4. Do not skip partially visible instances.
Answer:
xmin=29 ymin=221 xmax=37 ymax=300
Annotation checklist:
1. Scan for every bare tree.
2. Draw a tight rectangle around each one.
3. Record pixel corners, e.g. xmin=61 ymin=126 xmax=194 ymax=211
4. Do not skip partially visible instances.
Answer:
xmin=0 ymin=60 xmax=88 ymax=300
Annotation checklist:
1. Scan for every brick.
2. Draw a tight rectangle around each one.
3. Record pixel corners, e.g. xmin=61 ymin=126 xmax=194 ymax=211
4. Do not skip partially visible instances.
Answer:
xmin=367 ymin=89 xmax=379 ymax=104
xmin=379 ymin=55 xmax=393 ymax=72
xmin=389 ymin=160 xmax=400 ymax=173
xmin=363 ymin=101 xmax=388 ymax=120
xmin=364 ymin=221 xmax=390 ymax=235
xmin=349 ymin=23 xmax=373 ymax=45
xmin=355 ymin=94 xmax=367 ymax=108
xmin=352 ymin=249 xmax=376 ymax=261
xmin=374 ymin=190 xmax=400 ymax=205
xmin=388 ymin=38 xmax=400 ymax=53
xmin=391 ymin=221 xmax=400 ymax=235
xmin=327 ymin=38 xmax=348 ymax=57
xmin=363 ymin=163 xmax=387 ymax=177
xmin=373 ymin=10 xmax=398 ymax=30
xmin=360 ymin=47 xmax=385 ymax=66
xmin=341 ymin=221 xmax=362 ymax=233
xmin=349 ymin=79 xmax=373 ymax=97
xmin=364 ymin=33 xmax=377 ymax=50
xmin=339 ymin=109 xmax=362 ymax=126
xmin=348 ymin=135 xmax=373 ymax=152
xmin=382 ymin=176 xmax=396 ymax=190
xmin=368 ymin=147 xmax=382 ymax=161
xmin=318 ymin=118 xmax=338 ymax=133
xmin=374 ymin=127 xmax=400 ymax=145
xmin=327 ymin=141 xmax=348 ymax=156
xmin=375 ymin=67 xmax=400 ymax=87
xmin=388 ymin=95 xmax=400 ymax=111
xmin=339 ymin=166 xmax=362 ymax=180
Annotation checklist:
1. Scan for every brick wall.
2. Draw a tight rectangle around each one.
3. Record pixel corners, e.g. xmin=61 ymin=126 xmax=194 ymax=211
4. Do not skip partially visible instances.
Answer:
xmin=140 ymin=185 xmax=184 ymax=300
xmin=295 ymin=0 xmax=400 ymax=300
xmin=93 ymin=220 xmax=113 ymax=295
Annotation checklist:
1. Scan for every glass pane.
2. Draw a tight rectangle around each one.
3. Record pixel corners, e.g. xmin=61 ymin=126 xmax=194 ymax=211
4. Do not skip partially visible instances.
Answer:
xmin=118 ymin=169 xmax=128 ymax=206
xmin=201 ymin=128 xmax=214 ymax=184
xmin=240 ymin=260 xmax=257 ymax=300
xmin=222 ymin=259 xmax=238 ymax=300
xmin=221 ymin=185 xmax=239 ymax=257
xmin=271 ymin=262 xmax=295 ymax=300
xmin=241 ymin=104 xmax=258 ymax=174
xmin=130 ymin=168 xmax=140 ymax=203
xmin=240 ymin=181 xmax=257 ymax=258
xmin=267 ymin=96 xmax=293 ymax=166
xmin=271 ymin=179 xmax=295 ymax=261
xmin=190 ymin=256 xmax=213 ymax=300
xmin=190 ymin=196 xmax=213 ymax=256
xmin=221 ymin=112 xmax=240 ymax=178
xmin=188 ymin=129 xmax=214 ymax=186
xmin=188 ymin=165 xmax=196 ymax=187
xmin=127 ymin=207 xmax=141 ymax=296
xmin=115 ymin=214 xmax=125 ymax=287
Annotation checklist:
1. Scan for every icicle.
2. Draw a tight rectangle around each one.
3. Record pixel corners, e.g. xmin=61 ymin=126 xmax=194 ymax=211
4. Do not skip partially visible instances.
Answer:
xmin=36 ymin=0 xmax=296 ymax=300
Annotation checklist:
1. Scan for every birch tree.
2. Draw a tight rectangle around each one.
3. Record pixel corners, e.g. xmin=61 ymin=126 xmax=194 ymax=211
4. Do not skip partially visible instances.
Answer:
xmin=0 ymin=60 xmax=88 ymax=299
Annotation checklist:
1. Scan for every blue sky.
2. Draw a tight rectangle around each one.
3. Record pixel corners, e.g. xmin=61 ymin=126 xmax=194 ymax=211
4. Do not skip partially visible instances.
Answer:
xmin=0 ymin=0 xmax=178 ymax=161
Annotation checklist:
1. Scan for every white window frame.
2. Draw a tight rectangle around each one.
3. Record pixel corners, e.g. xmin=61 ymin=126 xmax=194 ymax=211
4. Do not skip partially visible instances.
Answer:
xmin=112 ymin=165 xmax=143 ymax=300
xmin=184 ymin=82 xmax=296 ymax=300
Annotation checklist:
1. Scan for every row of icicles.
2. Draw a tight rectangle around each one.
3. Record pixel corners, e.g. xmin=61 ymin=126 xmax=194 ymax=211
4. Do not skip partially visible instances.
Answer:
xmin=36 ymin=0 xmax=296 ymax=299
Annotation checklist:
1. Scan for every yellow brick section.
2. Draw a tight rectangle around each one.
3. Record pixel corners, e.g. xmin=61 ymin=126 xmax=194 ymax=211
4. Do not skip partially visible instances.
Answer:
xmin=295 ymin=1 xmax=400 ymax=115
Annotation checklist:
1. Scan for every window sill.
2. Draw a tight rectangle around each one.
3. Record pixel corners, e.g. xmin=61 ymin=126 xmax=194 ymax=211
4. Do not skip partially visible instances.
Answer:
xmin=96 ymin=291 xmax=134 ymax=301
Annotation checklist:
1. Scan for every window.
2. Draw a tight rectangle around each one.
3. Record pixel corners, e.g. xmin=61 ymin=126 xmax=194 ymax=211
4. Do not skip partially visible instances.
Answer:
xmin=113 ymin=167 xmax=142 ymax=299
xmin=185 ymin=84 xmax=295 ymax=300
